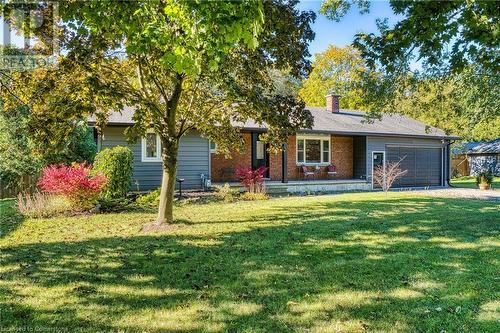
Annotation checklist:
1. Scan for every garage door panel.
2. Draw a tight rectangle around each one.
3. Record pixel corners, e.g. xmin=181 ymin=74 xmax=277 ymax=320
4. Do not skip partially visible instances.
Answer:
xmin=387 ymin=146 xmax=442 ymax=187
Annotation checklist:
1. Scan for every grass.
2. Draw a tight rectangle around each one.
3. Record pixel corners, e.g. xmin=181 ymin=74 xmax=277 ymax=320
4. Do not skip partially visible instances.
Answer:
xmin=0 ymin=192 xmax=499 ymax=332
xmin=451 ymin=176 xmax=500 ymax=189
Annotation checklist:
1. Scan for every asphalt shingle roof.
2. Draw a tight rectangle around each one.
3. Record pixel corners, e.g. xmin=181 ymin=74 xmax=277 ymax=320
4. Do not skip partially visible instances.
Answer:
xmin=90 ymin=106 xmax=457 ymax=139
xmin=238 ymin=107 xmax=455 ymax=139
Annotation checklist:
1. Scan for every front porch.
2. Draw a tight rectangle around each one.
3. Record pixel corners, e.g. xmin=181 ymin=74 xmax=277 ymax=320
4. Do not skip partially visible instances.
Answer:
xmin=211 ymin=133 xmax=368 ymax=185
xmin=213 ymin=178 xmax=371 ymax=194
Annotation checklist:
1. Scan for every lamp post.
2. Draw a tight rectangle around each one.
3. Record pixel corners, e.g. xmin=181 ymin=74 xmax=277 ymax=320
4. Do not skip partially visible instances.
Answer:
xmin=176 ymin=178 xmax=185 ymax=199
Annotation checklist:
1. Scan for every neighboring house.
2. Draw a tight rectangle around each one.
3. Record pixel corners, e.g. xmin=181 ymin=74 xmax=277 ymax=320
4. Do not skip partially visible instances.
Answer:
xmin=89 ymin=94 xmax=458 ymax=192
xmin=452 ymin=139 xmax=500 ymax=176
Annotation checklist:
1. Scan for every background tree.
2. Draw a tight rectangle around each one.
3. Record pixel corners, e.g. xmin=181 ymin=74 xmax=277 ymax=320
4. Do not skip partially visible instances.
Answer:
xmin=0 ymin=104 xmax=96 ymax=190
xmin=0 ymin=106 xmax=42 ymax=190
xmin=320 ymin=0 xmax=499 ymax=73
xmin=1 ymin=53 xmax=96 ymax=192
xmin=393 ymin=67 xmax=500 ymax=141
xmin=299 ymin=45 xmax=368 ymax=108
xmin=1 ymin=0 xmax=315 ymax=224
xmin=319 ymin=0 xmax=499 ymax=139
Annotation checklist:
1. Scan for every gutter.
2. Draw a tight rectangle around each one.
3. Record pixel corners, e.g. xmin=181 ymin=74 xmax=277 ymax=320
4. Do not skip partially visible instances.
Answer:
xmin=239 ymin=127 xmax=458 ymax=141
xmin=447 ymin=139 xmax=458 ymax=187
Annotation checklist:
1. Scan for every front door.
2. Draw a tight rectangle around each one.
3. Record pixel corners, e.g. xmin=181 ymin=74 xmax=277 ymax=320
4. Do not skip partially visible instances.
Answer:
xmin=372 ymin=151 xmax=385 ymax=188
xmin=252 ymin=133 xmax=269 ymax=177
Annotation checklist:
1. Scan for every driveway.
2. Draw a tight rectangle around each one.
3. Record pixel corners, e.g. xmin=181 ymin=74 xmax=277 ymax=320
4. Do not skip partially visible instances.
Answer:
xmin=412 ymin=187 xmax=500 ymax=201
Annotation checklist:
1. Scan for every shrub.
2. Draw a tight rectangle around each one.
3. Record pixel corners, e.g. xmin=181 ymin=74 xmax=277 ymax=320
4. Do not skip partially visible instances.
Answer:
xmin=136 ymin=188 xmax=161 ymax=208
xmin=240 ymin=191 xmax=268 ymax=201
xmin=235 ymin=166 xmax=267 ymax=193
xmin=373 ymin=158 xmax=408 ymax=193
xmin=93 ymin=146 xmax=133 ymax=199
xmin=98 ymin=197 xmax=140 ymax=213
xmin=451 ymin=168 xmax=462 ymax=179
xmin=214 ymin=183 xmax=239 ymax=202
xmin=17 ymin=192 xmax=71 ymax=218
xmin=38 ymin=163 xmax=107 ymax=211
xmin=476 ymin=171 xmax=494 ymax=186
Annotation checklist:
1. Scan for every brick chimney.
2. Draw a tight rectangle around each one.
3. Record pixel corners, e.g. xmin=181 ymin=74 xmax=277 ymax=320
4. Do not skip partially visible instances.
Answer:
xmin=326 ymin=94 xmax=340 ymax=113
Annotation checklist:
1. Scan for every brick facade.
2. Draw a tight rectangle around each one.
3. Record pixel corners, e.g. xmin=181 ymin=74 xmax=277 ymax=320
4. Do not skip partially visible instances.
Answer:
xmin=331 ymin=136 xmax=354 ymax=179
xmin=211 ymin=132 xmax=355 ymax=182
xmin=268 ymin=135 xmax=299 ymax=180
xmin=211 ymin=133 xmax=252 ymax=182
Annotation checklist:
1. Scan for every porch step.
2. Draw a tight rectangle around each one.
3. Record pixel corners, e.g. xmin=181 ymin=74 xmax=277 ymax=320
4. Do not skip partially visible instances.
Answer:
xmin=264 ymin=181 xmax=371 ymax=194
xmin=213 ymin=179 xmax=371 ymax=194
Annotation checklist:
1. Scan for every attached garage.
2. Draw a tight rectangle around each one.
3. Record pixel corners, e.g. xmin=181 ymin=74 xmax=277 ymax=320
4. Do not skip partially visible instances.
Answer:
xmin=386 ymin=146 xmax=442 ymax=187
xmin=366 ymin=136 xmax=448 ymax=189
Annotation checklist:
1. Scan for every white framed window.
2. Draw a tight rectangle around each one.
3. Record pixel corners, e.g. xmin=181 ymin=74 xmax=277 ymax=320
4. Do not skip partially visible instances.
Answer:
xmin=296 ymin=135 xmax=331 ymax=165
xmin=141 ymin=130 xmax=162 ymax=162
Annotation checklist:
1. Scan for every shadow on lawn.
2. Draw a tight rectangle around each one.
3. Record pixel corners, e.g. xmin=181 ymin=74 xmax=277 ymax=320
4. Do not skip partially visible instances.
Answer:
xmin=0 ymin=197 xmax=498 ymax=332
xmin=0 ymin=199 xmax=23 ymax=240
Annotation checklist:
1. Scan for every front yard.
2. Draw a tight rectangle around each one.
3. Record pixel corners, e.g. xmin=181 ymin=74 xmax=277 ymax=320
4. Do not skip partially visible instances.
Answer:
xmin=1 ymin=192 xmax=499 ymax=332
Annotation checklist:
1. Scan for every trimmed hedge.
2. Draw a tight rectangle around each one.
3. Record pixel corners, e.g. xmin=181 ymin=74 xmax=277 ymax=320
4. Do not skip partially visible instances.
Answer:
xmin=93 ymin=146 xmax=133 ymax=199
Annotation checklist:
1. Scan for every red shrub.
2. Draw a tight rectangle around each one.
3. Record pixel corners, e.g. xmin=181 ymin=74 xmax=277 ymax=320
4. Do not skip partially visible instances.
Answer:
xmin=38 ymin=163 xmax=107 ymax=210
xmin=235 ymin=166 xmax=267 ymax=193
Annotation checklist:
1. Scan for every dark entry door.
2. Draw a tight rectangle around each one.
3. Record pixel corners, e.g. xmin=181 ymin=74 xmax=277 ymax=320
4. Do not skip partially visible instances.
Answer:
xmin=252 ymin=133 xmax=269 ymax=177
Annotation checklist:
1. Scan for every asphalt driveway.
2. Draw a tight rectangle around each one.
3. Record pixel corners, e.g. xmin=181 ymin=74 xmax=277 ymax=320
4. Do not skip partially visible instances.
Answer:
xmin=412 ymin=187 xmax=500 ymax=201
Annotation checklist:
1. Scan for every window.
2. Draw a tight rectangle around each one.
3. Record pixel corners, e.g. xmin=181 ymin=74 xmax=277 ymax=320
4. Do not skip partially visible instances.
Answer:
xmin=297 ymin=139 xmax=305 ymax=163
xmin=210 ymin=141 xmax=217 ymax=153
xmin=296 ymin=136 xmax=330 ymax=164
xmin=141 ymin=130 xmax=161 ymax=162
xmin=306 ymin=139 xmax=321 ymax=163
xmin=256 ymin=141 xmax=265 ymax=159
xmin=322 ymin=140 xmax=330 ymax=163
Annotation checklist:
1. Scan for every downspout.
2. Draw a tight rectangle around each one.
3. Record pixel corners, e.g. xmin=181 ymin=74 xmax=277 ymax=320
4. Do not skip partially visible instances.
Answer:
xmin=447 ymin=139 xmax=457 ymax=187
xmin=207 ymin=139 xmax=212 ymax=189
xmin=97 ymin=130 xmax=103 ymax=152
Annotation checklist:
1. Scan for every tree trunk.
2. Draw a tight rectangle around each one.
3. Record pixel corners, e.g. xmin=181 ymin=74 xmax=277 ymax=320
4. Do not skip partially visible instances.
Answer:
xmin=155 ymin=73 xmax=183 ymax=224
xmin=156 ymin=145 xmax=178 ymax=224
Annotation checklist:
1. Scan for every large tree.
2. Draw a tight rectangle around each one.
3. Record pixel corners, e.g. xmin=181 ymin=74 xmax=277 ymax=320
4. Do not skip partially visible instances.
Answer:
xmin=0 ymin=46 xmax=96 ymax=189
xmin=320 ymin=0 xmax=499 ymax=73
xmin=319 ymin=0 xmax=499 ymax=137
xmin=299 ymin=45 xmax=369 ymax=108
xmin=1 ymin=0 xmax=315 ymax=224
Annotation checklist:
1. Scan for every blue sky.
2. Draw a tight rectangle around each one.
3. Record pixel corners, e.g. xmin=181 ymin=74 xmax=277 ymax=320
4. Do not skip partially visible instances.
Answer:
xmin=297 ymin=0 xmax=401 ymax=58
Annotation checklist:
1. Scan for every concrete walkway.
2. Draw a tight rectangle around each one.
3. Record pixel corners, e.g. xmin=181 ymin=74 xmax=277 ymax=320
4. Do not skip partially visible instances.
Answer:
xmin=411 ymin=187 xmax=500 ymax=201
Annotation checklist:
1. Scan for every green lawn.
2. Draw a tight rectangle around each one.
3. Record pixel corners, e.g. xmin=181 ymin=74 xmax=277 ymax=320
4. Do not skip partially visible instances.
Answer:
xmin=451 ymin=176 xmax=500 ymax=189
xmin=1 ymin=193 xmax=499 ymax=332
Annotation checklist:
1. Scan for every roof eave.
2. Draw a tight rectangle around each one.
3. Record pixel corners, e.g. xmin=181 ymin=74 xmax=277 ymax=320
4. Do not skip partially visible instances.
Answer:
xmin=88 ymin=120 xmax=460 ymax=141
xmin=88 ymin=121 xmax=136 ymax=127
xmin=296 ymin=129 xmax=458 ymax=140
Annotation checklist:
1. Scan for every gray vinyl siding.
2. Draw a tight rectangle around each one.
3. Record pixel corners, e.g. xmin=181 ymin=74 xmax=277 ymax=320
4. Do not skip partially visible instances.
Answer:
xmin=366 ymin=136 xmax=445 ymax=186
xmin=100 ymin=126 xmax=209 ymax=191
